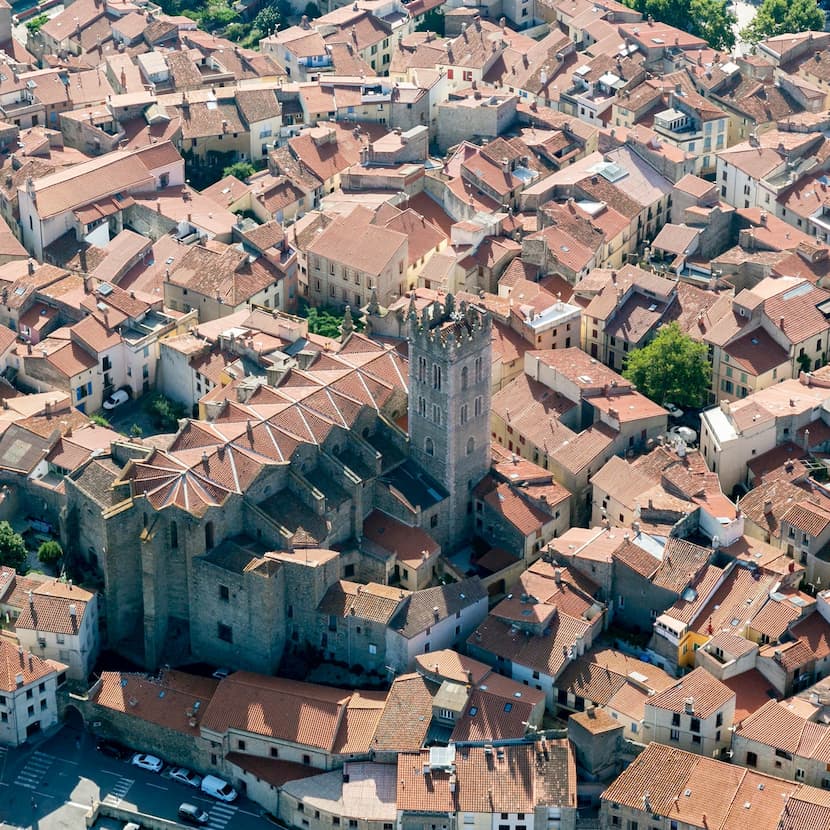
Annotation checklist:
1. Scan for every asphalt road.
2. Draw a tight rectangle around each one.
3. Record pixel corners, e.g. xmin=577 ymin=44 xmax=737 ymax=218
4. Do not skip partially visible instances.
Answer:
xmin=0 ymin=726 xmax=271 ymax=830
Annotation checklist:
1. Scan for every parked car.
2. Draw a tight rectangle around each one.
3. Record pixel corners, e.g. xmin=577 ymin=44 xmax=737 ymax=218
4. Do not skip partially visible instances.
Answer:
xmin=201 ymin=774 xmax=237 ymax=802
xmin=103 ymin=389 xmax=130 ymax=410
xmin=668 ymin=425 xmax=697 ymax=445
xmin=96 ymin=739 xmax=129 ymax=760
xmin=663 ymin=402 xmax=684 ymax=419
xmin=178 ymin=804 xmax=209 ymax=826
xmin=131 ymin=753 xmax=164 ymax=773
xmin=211 ymin=667 xmax=231 ymax=679
xmin=170 ymin=767 xmax=202 ymax=788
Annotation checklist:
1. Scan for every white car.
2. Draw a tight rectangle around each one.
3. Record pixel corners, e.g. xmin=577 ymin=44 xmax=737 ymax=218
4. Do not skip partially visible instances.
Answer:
xmin=131 ymin=753 xmax=164 ymax=773
xmin=211 ymin=667 xmax=231 ymax=679
xmin=201 ymin=774 xmax=238 ymax=802
xmin=170 ymin=767 xmax=202 ymax=788
xmin=668 ymin=425 xmax=697 ymax=445
xmin=664 ymin=403 xmax=684 ymax=419
xmin=103 ymin=389 xmax=130 ymax=410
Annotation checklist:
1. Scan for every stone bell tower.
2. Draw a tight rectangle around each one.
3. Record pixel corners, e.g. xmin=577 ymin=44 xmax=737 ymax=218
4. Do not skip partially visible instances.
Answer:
xmin=407 ymin=294 xmax=491 ymax=549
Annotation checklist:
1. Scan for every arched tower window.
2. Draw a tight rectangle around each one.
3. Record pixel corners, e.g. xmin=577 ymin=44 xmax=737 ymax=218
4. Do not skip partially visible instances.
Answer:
xmin=425 ymin=437 xmax=434 ymax=456
xmin=461 ymin=366 xmax=468 ymax=390
xmin=170 ymin=522 xmax=178 ymax=549
xmin=466 ymin=437 xmax=475 ymax=456
xmin=205 ymin=521 xmax=215 ymax=550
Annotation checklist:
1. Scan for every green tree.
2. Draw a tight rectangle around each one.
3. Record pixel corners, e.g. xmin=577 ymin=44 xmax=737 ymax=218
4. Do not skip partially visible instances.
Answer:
xmin=623 ymin=322 xmax=710 ymax=409
xmin=635 ymin=0 xmax=685 ymax=30
xmin=222 ymin=160 xmax=255 ymax=180
xmin=689 ymin=0 xmax=736 ymax=51
xmin=298 ymin=302 xmax=364 ymax=338
xmin=625 ymin=0 xmax=735 ymax=49
xmin=199 ymin=0 xmax=238 ymax=31
xmin=0 ymin=521 xmax=27 ymax=572
xmin=26 ymin=14 xmax=49 ymax=33
xmin=742 ymin=0 xmax=825 ymax=43
xmin=37 ymin=540 xmax=63 ymax=567
xmin=253 ymin=4 xmax=282 ymax=35
xmin=145 ymin=394 xmax=188 ymax=431
xmin=304 ymin=1 xmax=321 ymax=18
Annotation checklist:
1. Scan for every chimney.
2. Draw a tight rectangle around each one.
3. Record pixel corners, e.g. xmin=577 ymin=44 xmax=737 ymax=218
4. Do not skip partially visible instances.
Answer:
xmin=764 ymin=499 xmax=773 ymax=514
xmin=27 ymin=259 xmax=34 ymax=276
xmin=433 ymin=606 xmax=440 ymax=620
xmin=779 ymin=316 xmax=785 ymax=329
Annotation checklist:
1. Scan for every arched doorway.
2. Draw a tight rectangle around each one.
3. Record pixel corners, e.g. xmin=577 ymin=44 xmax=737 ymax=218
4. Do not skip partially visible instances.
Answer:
xmin=64 ymin=704 xmax=84 ymax=732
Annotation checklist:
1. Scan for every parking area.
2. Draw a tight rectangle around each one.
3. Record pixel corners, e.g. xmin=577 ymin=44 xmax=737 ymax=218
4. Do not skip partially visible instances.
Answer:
xmin=0 ymin=727 xmax=269 ymax=830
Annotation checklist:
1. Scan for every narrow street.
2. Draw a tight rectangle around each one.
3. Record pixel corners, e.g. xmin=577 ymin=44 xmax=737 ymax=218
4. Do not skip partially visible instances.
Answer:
xmin=0 ymin=727 xmax=270 ymax=830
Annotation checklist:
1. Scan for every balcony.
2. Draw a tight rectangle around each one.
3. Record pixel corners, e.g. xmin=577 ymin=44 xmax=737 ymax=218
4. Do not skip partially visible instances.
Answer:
xmin=2 ymin=98 xmax=40 ymax=119
xmin=653 ymin=108 xmax=701 ymax=142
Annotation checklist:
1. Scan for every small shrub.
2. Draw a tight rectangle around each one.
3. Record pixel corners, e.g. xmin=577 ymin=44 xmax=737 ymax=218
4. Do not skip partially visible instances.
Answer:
xmin=37 ymin=540 xmax=63 ymax=567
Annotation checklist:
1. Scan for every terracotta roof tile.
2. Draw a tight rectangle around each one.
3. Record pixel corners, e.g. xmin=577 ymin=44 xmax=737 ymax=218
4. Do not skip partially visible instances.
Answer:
xmin=736 ymin=698 xmax=809 ymax=753
xmin=362 ymin=510 xmax=440 ymax=564
xmin=372 ymin=672 xmax=437 ymax=752
xmin=201 ymin=673 xmax=356 ymax=750
xmin=601 ymin=742 xmax=830 ymax=829
xmin=647 ymin=666 xmax=734 ymax=719
xmin=390 ymin=578 xmax=486 ymax=639
xmin=397 ymin=742 xmax=575 ymax=813
xmin=331 ymin=692 xmax=386 ymax=755
xmin=791 ymin=612 xmax=830 ymax=662
xmin=93 ymin=669 xmax=217 ymax=735
xmin=0 ymin=640 xmax=58 ymax=692
xmin=15 ymin=589 xmax=90 ymax=635
xmin=468 ymin=610 xmax=591 ymax=679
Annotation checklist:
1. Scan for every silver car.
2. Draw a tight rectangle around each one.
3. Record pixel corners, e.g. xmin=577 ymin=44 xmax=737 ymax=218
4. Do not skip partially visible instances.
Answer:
xmin=170 ymin=767 xmax=202 ymax=788
xmin=131 ymin=753 xmax=163 ymax=773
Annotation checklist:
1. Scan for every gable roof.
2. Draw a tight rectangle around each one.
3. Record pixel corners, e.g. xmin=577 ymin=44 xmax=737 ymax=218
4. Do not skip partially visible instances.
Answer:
xmin=647 ymin=666 xmax=735 ymax=719
xmin=200 ymin=673 xmax=364 ymax=750
xmin=0 ymin=640 xmax=59 ymax=692
xmin=389 ymin=577 xmax=487 ymax=639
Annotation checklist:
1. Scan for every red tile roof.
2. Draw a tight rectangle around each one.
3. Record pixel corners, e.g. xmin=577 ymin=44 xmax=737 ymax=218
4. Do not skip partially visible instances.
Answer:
xmin=200 ymin=673 xmax=366 ymax=750
xmin=362 ymin=509 xmax=440 ymax=565
xmin=0 ymin=640 xmax=58 ymax=692
xmin=93 ymin=670 xmax=217 ymax=736
xmin=647 ymin=666 xmax=735 ymax=719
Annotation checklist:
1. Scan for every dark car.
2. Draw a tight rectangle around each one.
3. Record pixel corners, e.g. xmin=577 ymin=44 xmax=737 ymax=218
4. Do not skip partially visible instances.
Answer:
xmin=96 ymin=739 xmax=129 ymax=760
xmin=178 ymin=804 xmax=209 ymax=826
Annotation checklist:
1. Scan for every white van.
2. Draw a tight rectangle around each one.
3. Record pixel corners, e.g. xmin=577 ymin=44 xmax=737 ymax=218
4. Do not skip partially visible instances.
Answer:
xmin=200 ymin=774 xmax=237 ymax=802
